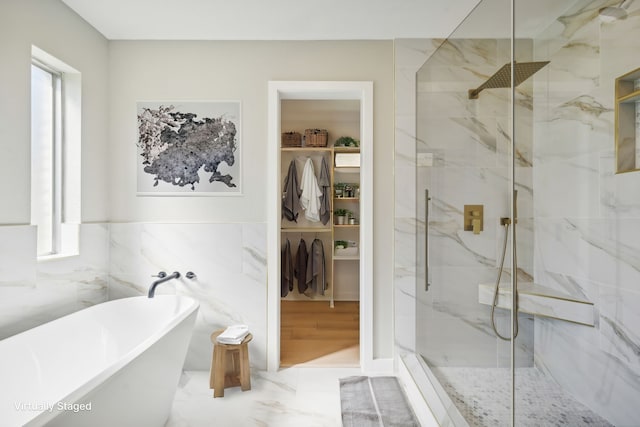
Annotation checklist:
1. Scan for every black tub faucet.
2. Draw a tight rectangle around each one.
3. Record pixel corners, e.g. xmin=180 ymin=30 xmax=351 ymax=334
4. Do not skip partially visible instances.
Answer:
xmin=148 ymin=271 xmax=181 ymax=298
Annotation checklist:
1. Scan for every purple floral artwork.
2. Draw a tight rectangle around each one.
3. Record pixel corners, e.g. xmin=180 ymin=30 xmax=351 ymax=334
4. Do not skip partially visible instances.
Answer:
xmin=136 ymin=101 xmax=241 ymax=195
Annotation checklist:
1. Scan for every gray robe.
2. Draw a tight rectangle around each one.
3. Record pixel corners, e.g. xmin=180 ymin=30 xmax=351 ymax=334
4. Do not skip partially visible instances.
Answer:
xmin=294 ymin=238 xmax=308 ymax=293
xmin=305 ymin=238 xmax=326 ymax=295
xmin=318 ymin=156 xmax=331 ymax=225
xmin=281 ymin=239 xmax=294 ymax=297
xmin=282 ymin=160 xmax=301 ymax=222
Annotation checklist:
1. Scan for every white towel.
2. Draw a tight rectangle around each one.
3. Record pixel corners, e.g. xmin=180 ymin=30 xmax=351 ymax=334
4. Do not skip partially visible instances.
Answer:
xmin=216 ymin=324 xmax=250 ymax=345
xmin=300 ymin=158 xmax=322 ymax=222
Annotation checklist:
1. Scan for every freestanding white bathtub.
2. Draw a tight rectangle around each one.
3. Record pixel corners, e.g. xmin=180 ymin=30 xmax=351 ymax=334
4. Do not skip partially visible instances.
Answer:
xmin=0 ymin=295 xmax=199 ymax=427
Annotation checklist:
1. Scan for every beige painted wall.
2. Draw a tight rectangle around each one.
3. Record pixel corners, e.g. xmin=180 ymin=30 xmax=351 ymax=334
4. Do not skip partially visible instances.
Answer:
xmin=0 ymin=2 xmax=396 ymax=360
xmin=0 ymin=0 xmax=109 ymax=224
xmin=108 ymin=40 xmax=394 ymax=357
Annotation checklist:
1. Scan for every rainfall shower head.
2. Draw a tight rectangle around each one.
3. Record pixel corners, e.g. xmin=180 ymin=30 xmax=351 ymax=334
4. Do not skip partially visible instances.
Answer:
xmin=599 ymin=0 xmax=633 ymax=22
xmin=468 ymin=61 xmax=550 ymax=99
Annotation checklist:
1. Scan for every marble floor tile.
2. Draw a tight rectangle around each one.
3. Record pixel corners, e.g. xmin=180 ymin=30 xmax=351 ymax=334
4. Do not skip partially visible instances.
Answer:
xmin=166 ymin=368 xmax=361 ymax=427
xmin=433 ymin=367 xmax=613 ymax=427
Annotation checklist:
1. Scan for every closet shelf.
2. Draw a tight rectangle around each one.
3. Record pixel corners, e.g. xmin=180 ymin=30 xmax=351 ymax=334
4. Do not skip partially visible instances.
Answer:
xmin=334 ymin=167 xmax=360 ymax=173
xmin=334 ymin=255 xmax=360 ymax=261
xmin=281 ymin=227 xmax=331 ymax=232
xmin=334 ymin=197 xmax=359 ymax=201
xmin=281 ymin=147 xmax=333 ymax=152
xmin=334 ymin=147 xmax=360 ymax=153
xmin=334 ymin=224 xmax=359 ymax=229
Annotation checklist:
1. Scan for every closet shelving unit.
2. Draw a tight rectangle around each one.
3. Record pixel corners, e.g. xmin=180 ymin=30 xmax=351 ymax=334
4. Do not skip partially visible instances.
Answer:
xmin=332 ymin=146 xmax=361 ymax=267
xmin=279 ymin=104 xmax=361 ymax=308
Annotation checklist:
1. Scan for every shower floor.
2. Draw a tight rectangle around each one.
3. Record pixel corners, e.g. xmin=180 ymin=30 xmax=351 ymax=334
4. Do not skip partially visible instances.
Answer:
xmin=432 ymin=367 xmax=613 ymax=427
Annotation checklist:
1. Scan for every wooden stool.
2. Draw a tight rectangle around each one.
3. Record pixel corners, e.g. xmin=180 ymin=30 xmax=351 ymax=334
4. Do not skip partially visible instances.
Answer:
xmin=209 ymin=329 xmax=252 ymax=398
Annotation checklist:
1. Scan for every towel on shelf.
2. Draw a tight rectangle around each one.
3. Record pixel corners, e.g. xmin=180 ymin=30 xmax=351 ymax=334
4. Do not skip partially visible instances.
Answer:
xmin=216 ymin=324 xmax=250 ymax=345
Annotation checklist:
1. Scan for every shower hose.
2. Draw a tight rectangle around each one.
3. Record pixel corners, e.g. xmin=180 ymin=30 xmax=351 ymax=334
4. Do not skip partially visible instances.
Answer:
xmin=491 ymin=218 xmax=519 ymax=341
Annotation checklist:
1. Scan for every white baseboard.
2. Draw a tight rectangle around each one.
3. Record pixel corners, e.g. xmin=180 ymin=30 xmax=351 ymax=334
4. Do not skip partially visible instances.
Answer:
xmin=363 ymin=357 xmax=394 ymax=375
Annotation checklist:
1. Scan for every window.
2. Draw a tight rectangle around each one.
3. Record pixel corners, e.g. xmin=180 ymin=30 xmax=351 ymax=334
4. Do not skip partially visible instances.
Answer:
xmin=31 ymin=61 xmax=62 ymax=256
xmin=31 ymin=47 xmax=81 ymax=259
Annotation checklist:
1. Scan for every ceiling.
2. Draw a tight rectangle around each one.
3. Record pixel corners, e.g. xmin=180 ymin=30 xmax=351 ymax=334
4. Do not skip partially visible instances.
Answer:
xmin=60 ymin=0 xmax=480 ymax=40
xmin=60 ymin=0 xmax=578 ymax=41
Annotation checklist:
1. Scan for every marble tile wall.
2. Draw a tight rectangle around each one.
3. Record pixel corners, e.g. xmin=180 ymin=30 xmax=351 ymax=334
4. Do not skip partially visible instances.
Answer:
xmin=0 ymin=224 xmax=109 ymax=339
xmin=396 ymin=1 xmax=640 ymax=424
xmin=108 ymin=223 xmax=267 ymax=371
xmin=531 ymin=1 xmax=640 ymax=425
xmin=0 ymin=221 xmax=267 ymax=372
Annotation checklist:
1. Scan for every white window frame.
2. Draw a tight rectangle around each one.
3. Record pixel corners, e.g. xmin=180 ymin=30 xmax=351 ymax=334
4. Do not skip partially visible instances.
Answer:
xmin=31 ymin=59 xmax=63 ymax=256
xmin=31 ymin=46 xmax=81 ymax=260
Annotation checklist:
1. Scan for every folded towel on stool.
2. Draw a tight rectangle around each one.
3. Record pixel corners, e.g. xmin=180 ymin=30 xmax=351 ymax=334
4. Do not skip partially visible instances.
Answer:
xmin=217 ymin=324 xmax=250 ymax=345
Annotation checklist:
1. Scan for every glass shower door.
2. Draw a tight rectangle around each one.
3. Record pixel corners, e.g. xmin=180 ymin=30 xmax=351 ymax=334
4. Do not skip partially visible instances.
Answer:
xmin=415 ymin=0 xmax=518 ymax=424
xmin=415 ymin=1 xmax=632 ymax=426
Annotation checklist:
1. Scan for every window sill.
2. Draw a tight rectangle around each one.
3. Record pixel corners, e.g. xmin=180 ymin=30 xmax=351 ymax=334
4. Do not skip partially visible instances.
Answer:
xmin=37 ymin=252 xmax=79 ymax=262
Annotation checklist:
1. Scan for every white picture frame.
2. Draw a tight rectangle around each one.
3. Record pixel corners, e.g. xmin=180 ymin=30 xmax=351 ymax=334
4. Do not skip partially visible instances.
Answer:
xmin=136 ymin=100 xmax=241 ymax=196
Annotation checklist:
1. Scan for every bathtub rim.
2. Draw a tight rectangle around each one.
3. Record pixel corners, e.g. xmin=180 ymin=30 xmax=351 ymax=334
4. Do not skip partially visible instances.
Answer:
xmin=8 ymin=295 xmax=199 ymax=427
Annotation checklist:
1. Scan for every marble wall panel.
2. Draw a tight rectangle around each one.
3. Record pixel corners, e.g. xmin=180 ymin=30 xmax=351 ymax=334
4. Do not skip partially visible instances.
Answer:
xmin=598 ymin=285 xmax=640 ymax=377
xmin=533 ymin=216 xmax=640 ymax=296
xmin=0 ymin=225 xmax=36 ymax=286
xmin=108 ymin=222 xmax=268 ymax=371
xmin=37 ymin=224 xmax=109 ymax=306
xmin=533 ymin=157 xmax=603 ymax=219
xmin=0 ymin=224 xmax=109 ymax=339
xmin=600 ymin=154 xmax=640 ymax=219
xmin=535 ymin=317 xmax=640 ymax=426
xmin=531 ymin=1 xmax=640 ymax=424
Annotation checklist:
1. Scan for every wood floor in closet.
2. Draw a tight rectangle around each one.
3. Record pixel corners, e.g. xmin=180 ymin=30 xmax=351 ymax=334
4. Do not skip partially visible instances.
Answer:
xmin=280 ymin=300 xmax=359 ymax=367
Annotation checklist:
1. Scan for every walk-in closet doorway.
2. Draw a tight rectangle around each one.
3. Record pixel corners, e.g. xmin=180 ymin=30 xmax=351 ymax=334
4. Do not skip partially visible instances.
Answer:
xmin=267 ymin=81 xmax=375 ymax=372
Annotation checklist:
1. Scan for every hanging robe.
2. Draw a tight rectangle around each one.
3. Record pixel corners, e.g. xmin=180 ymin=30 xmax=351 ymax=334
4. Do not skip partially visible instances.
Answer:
xmin=305 ymin=238 xmax=326 ymax=295
xmin=294 ymin=238 xmax=308 ymax=293
xmin=282 ymin=160 xmax=301 ymax=222
xmin=281 ymin=238 xmax=294 ymax=297
xmin=318 ymin=156 xmax=331 ymax=225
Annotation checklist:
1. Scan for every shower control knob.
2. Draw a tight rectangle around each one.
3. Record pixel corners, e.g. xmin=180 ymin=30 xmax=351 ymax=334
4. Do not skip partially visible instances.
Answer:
xmin=152 ymin=271 xmax=167 ymax=278
xmin=185 ymin=271 xmax=196 ymax=279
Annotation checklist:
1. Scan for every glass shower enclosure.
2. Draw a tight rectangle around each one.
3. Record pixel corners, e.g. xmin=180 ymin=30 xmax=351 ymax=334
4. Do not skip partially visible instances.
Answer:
xmin=414 ymin=0 xmax=640 ymax=425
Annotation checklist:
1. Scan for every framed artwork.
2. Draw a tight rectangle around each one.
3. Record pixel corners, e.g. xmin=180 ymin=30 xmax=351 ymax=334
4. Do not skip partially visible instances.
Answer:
xmin=136 ymin=101 xmax=241 ymax=195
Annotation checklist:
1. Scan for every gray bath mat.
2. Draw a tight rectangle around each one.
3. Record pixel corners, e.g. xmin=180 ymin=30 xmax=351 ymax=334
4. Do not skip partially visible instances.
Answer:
xmin=339 ymin=376 xmax=420 ymax=427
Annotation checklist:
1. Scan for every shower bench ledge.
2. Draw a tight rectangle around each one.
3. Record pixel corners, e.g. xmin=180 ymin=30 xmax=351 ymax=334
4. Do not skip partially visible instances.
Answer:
xmin=478 ymin=282 xmax=595 ymax=326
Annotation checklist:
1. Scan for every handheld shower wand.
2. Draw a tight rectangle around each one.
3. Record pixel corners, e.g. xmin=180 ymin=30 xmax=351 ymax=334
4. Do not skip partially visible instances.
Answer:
xmin=491 ymin=190 xmax=519 ymax=341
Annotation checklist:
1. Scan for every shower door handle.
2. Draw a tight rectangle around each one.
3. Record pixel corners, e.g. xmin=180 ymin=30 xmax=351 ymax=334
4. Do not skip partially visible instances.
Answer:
xmin=425 ymin=189 xmax=431 ymax=292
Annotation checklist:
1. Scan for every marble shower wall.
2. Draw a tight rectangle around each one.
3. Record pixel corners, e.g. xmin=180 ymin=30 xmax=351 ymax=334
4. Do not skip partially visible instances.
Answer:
xmin=399 ymin=1 xmax=640 ymax=424
xmin=531 ymin=0 xmax=640 ymax=424
xmin=0 ymin=224 xmax=109 ymax=339
xmin=108 ymin=223 xmax=267 ymax=371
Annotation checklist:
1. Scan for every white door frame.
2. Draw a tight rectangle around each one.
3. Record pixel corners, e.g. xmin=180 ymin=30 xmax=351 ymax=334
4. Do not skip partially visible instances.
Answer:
xmin=267 ymin=81 xmax=374 ymax=372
